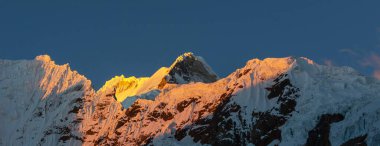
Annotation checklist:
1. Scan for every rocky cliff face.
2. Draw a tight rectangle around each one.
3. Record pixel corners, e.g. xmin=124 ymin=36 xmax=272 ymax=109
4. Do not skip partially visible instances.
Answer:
xmin=165 ymin=52 xmax=218 ymax=84
xmin=1 ymin=54 xmax=380 ymax=146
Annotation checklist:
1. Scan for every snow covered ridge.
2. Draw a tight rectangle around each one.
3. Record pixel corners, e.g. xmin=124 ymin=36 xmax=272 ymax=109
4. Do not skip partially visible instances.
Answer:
xmin=98 ymin=52 xmax=219 ymax=108
xmin=0 ymin=55 xmax=95 ymax=146
xmin=1 ymin=54 xmax=380 ymax=146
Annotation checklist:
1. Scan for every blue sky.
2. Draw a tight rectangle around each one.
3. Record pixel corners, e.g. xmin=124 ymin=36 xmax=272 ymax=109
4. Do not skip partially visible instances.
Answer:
xmin=1 ymin=0 xmax=380 ymax=88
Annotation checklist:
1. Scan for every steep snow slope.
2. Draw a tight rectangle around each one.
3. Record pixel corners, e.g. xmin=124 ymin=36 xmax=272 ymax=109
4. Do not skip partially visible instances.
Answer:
xmin=81 ymin=56 xmax=380 ymax=146
xmin=98 ymin=52 xmax=219 ymax=108
xmin=281 ymin=58 xmax=380 ymax=145
xmin=98 ymin=75 xmax=149 ymax=102
xmin=1 ymin=54 xmax=380 ymax=146
xmin=0 ymin=55 xmax=94 ymax=146
xmin=86 ymin=57 xmax=299 ymax=145
xmin=165 ymin=52 xmax=218 ymax=84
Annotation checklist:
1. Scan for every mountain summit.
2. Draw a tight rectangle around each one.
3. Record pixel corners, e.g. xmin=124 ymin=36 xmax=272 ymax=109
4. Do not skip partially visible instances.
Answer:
xmin=0 ymin=54 xmax=379 ymax=146
xmin=98 ymin=52 xmax=218 ymax=106
xmin=165 ymin=52 xmax=218 ymax=84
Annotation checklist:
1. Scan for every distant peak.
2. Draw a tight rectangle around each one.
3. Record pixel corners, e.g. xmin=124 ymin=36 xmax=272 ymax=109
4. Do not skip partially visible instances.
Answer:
xmin=244 ymin=57 xmax=296 ymax=69
xmin=99 ymin=75 xmax=146 ymax=91
xmin=97 ymin=52 xmax=219 ymax=103
xmin=173 ymin=52 xmax=195 ymax=62
xmin=234 ymin=57 xmax=297 ymax=81
xmin=98 ymin=75 xmax=149 ymax=102
xmin=35 ymin=54 xmax=53 ymax=63
xmin=167 ymin=52 xmax=218 ymax=84
xmin=169 ymin=52 xmax=196 ymax=69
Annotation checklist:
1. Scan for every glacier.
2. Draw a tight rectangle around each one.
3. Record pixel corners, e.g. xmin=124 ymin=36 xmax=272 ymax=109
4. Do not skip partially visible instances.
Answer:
xmin=0 ymin=53 xmax=379 ymax=146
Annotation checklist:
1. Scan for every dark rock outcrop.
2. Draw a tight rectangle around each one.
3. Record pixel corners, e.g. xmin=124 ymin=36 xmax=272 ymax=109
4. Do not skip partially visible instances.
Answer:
xmin=174 ymin=74 xmax=300 ymax=146
xmin=305 ymin=114 xmax=345 ymax=146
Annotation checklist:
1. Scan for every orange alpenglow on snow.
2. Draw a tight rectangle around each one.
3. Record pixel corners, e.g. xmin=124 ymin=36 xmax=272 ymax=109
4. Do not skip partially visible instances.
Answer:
xmin=98 ymin=75 xmax=149 ymax=102
xmin=98 ymin=52 xmax=219 ymax=103
xmin=1 ymin=53 xmax=380 ymax=145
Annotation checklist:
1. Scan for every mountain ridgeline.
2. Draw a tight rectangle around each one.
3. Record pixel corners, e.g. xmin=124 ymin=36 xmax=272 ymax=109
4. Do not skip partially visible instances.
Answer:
xmin=0 ymin=53 xmax=379 ymax=146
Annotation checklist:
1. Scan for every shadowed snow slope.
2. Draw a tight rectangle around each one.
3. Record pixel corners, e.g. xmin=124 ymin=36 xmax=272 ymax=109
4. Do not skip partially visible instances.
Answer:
xmin=0 ymin=55 xmax=94 ymax=146
xmin=1 ymin=54 xmax=380 ymax=146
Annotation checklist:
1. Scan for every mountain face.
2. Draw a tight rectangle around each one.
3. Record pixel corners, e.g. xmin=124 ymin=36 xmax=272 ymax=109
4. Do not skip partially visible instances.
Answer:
xmin=97 ymin=52 xmax=219 ymax=108
xmin=1 ymin=53 xmax=380 ymax=146
xmin=0 ymin=55 xmax=94 ymax=146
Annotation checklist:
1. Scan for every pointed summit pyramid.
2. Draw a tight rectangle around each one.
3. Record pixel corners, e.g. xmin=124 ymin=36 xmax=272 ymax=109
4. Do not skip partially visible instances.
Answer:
xmin=98 ymin=52 xmax=219 ymax=104
xmin=165 ymin=52 xmax=218 ymax=84
xmin=2 ymin=54 xmax=380 ymax=145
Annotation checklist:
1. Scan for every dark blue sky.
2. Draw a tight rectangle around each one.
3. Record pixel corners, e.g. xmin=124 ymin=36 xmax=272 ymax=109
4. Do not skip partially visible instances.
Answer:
xmin=1 ymin=0 xmax=380 ymax=89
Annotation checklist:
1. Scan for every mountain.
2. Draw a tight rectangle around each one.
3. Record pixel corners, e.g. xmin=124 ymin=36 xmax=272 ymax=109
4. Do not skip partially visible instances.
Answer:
xmin=0 ymin=53 xmax=379 ymax=146
xmin=0 ymin=55 xmax=94 ymax=146
xmin=97 ymin=52 xmax=218 ymax=108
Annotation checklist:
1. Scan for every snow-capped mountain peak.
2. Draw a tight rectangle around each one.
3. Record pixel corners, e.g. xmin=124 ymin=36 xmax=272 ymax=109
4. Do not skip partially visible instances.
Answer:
xmin=0 ymin=55 xmax=94 ymax=146
xmin=97 ymin=52 xmax=219 ymax=106
xmin=35 ymin=54 xmax=54 ymax=63
xmin=97 ymin=75 xmax=149 ymax=102
xmin=1 ymin=54 xmax=379 ymax=146
xmin=166 ymin=52 xmax=218 ymax=84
